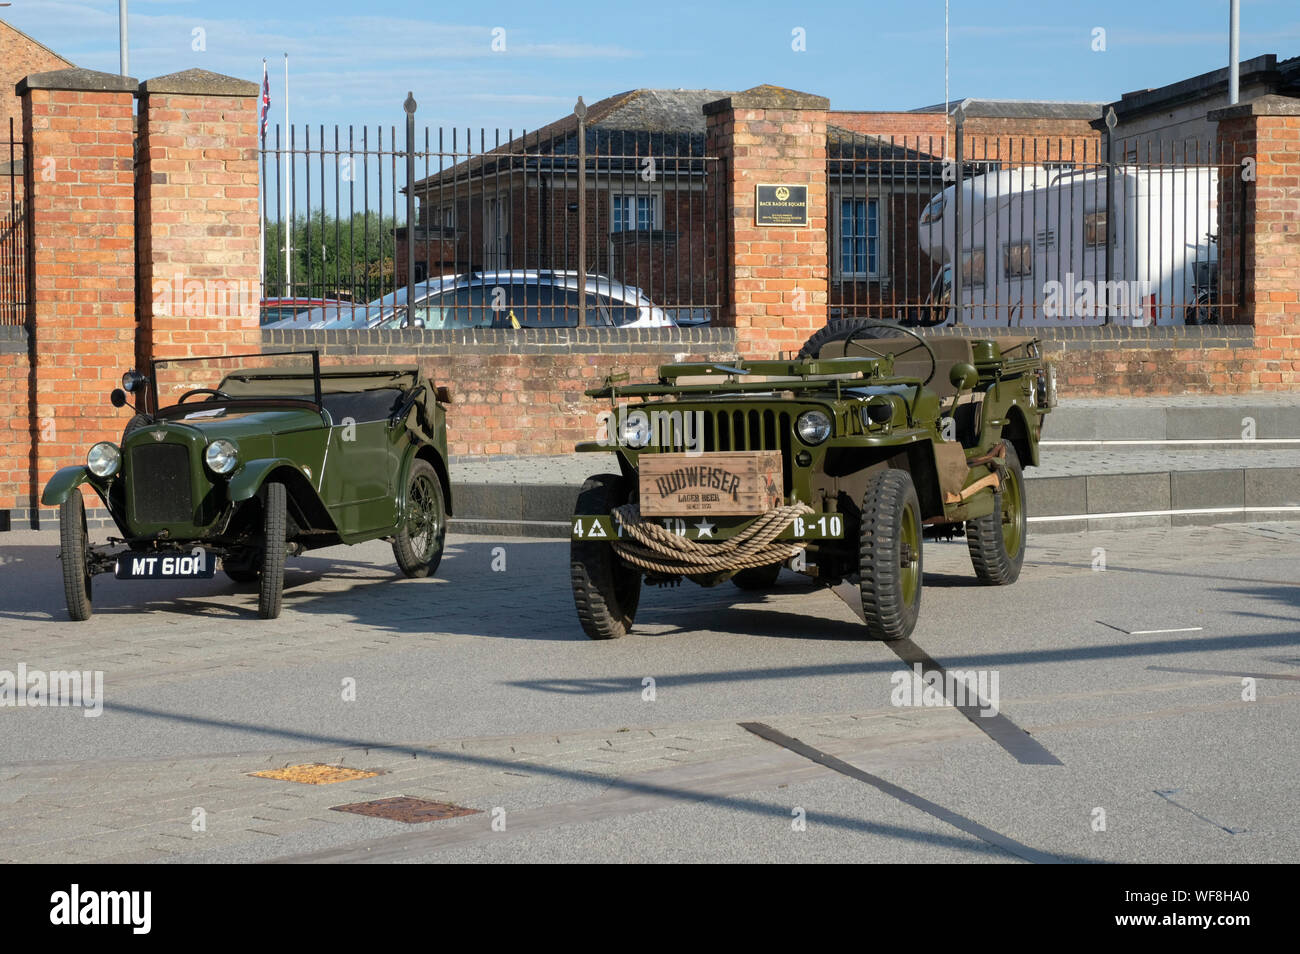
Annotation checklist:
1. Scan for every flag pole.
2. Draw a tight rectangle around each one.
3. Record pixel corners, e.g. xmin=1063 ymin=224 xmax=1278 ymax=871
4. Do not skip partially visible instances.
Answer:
xmin=284 ymin=52 xmax=291 ymax=298
xmin=258 ymin=58 xmax=266 ymax=308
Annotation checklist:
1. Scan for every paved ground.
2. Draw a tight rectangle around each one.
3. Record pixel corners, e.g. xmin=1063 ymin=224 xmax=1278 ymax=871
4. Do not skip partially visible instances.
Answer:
xmin=1 ymin=522 xmax=1297 ymax=863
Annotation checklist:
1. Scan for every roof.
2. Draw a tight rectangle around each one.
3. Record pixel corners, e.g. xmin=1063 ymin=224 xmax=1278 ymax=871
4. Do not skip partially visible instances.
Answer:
xmin=411 ymin=88 xmax=729 ymax=193
xmin=1104 ymin=53 xmax=1300 ymax=122
xmin=910 ymin=98 xmax=1104 ymax=120
xmin=0 ymin=17 xmax=75 ymax=70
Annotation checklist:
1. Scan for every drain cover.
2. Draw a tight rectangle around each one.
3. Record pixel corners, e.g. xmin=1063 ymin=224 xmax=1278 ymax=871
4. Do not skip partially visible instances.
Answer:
xmin=330 ymin=796 xmax=481 ymax=823
xmin=250 ymin=763 xmax=382 ymax=785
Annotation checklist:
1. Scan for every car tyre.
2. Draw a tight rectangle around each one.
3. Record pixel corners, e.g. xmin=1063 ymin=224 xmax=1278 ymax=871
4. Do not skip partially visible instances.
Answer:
xmin=121 ymin=413 xmax=151 ymax=442
xmin=59 ymin=490 xmax=93 ymax=622
xmin=393 ymin=459 xmax=446 ymax=578
xmin=966 ymin=441 xmax=1026 ymax=585
xmin=797 ymin=318 xmax=896 ymax=359
xmin=258 ymin=482 xmax=287 ymax=619
xmin=571 ymin=474 xmax=641 ymax=639
xmin=731 ymin=563 xmax=782 ymax=590
xmin=858 ymin=469 xmax=922 ymax=641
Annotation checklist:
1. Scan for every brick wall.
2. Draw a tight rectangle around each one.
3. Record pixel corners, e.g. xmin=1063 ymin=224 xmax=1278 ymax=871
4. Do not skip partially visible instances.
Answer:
xmin=0 ymin=326 xmax=29 ymax=516
xmin=0 ymin=20 xmax=72 ymax=134
xmin=19 ymin=69 xmax=137 ymax=510
xmin=136 ymin=69 xmax=261 ymax=372
xmin=706 ymin=86 xmax=830 ymax=354
xmin=831 ymin=110 xmax=1102 ymax=164
xmin=263 ymin=326 xmax=738 ymax=456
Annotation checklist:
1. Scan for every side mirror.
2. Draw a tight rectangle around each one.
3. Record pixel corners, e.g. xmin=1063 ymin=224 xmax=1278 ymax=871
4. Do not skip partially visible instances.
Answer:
xmin=949 ymin=362 xmax=978 ymax=392
xmin=110 ymin=388 xmax=128 ymax=408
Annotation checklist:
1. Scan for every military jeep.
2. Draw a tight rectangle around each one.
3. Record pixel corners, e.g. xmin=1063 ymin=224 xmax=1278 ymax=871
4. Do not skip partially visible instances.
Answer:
xmin=570 ymin=319 xmax=1055 ymax=641
xmin=41 ymin=351 xmax=452 ymax=621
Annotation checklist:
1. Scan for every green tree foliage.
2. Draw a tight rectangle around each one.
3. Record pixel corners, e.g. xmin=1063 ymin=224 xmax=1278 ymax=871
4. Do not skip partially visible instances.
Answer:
xmin=262 ymin=212 xmax=398 ymax=302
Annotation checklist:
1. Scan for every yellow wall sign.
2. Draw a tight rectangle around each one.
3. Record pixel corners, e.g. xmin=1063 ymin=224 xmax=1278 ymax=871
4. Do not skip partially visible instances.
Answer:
xmin=755 ymin=183 xmax=809 ymax=227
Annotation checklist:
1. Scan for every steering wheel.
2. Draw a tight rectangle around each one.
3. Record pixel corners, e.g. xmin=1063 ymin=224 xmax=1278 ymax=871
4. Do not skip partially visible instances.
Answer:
xmin=840 ymin=320 xmax=937 ymax=386
xmin=177 ymin=388 xmax=233 ymax=404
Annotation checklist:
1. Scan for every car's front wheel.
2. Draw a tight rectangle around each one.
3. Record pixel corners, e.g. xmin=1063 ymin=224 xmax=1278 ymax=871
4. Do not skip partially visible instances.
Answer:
xmin=858 ymin=469 xmax=923 ymax=641
xmin=258 ymin=482 xmax=287 ymax=619
xmin=393 ymin=459 xmax=446 ymax=578
xmin=59 ymin=490 xmax=93 ymax=621
xmin=571 ymin=474 xmax=641 ymax=639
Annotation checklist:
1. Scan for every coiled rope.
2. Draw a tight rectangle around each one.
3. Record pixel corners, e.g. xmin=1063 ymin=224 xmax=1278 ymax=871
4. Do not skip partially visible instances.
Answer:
xmin=610 ymin=501 xmax=814 ymax=575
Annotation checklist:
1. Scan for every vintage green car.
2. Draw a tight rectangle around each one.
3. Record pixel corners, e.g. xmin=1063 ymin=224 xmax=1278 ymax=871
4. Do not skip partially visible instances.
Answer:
xmin=41 ymin=351 xmax=452 ymax=621
xmin=570 ymin=319 xmax=1055 ymax=641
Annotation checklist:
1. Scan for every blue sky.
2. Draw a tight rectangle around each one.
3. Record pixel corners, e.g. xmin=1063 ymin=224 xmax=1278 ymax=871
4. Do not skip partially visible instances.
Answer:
xmin=4 ymin=0 xmax=1296 ymax=134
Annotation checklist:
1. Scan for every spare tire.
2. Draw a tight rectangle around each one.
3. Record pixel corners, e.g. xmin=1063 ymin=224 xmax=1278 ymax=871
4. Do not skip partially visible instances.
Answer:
xmin=797 ymin=318 xmax=901 ymax=359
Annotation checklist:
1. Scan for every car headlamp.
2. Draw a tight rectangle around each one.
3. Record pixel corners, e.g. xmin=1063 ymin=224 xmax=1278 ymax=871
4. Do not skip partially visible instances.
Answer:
xmin=795 ymin=410 xmax=832 ymax=445
xmin=861 ymin=397 xmax=897 ymax=429
xmin=86 ymin=442 xmax=121 ymax=478
xmin=621 ymin=411 xmax=651 ymax=448
xmin=204 ymin=439 xmax=239 ymax=475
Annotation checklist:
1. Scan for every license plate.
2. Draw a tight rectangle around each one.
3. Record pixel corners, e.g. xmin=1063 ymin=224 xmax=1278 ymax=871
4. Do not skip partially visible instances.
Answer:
xmin=115 ymin=549 xmax=217 ymax=580
xmin=572 ymin=513 xmax=844 ymax=541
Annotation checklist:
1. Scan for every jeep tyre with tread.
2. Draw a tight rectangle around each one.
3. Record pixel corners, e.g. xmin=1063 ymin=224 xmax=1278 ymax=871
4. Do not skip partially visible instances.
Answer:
xmin=571 ymin=474 xmax=642 ymax=639
xmin=858 ymin=469 xmax=923 ymax=641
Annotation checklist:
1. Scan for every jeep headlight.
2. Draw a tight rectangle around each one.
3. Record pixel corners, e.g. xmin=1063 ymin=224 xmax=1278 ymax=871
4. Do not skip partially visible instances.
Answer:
xmin=86 ymin=442 xmax=121 ymax=478
xmin=795 ymin=410 xmax=832 ymax=445
xmin=204 ymin=439 xmax=239 ymax=475
xmin=621 ymin=411 xmax=651 ymax=448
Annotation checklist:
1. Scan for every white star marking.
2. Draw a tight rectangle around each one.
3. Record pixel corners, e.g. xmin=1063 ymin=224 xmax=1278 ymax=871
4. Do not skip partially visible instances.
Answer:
xmin=695 ymin=520 xmax=715 ymax=538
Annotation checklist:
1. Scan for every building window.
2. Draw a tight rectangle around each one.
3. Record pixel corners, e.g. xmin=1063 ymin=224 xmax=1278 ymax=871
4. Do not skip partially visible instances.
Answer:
xmin=840 ymin=197 xmax=879 ymax=277
xmin=612 ymin=193 xmax=659 ymax=232
xmin=1003 ymin=241 xmax=1033 ymax=278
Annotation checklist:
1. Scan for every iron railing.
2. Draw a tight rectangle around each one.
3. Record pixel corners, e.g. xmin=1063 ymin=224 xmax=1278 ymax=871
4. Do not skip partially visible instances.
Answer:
xmin=1 ymin=118 xmax=29 ymax=328
xmin=828 ymin=131 xmax=1243 ymax=328
xmin=258 ymin=97 xmax=724 ymax=329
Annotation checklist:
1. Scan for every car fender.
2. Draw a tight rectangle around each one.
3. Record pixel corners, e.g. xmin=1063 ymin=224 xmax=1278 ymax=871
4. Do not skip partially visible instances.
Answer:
xmin=41 ymin=465 xmax=96 ymax=507
xmin=396 ymin=444 xmax=453 ymax=516
xmin=227 ymin=457 xmax=304 ymax=503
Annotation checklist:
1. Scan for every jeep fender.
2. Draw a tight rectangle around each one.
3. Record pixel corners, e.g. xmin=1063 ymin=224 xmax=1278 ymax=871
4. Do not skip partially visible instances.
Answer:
xmin=41 ymin=465 xmax=96 ymax=507
xmin=396 ymin=444 xmax=453 ymax=516
xmin=1001 ymin=402 xmax=1038 ymax=468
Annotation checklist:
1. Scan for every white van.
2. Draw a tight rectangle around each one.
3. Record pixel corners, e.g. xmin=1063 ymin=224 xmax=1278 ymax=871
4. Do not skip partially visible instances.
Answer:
xmin=917 ymin=165 xmax=1219 ymax=326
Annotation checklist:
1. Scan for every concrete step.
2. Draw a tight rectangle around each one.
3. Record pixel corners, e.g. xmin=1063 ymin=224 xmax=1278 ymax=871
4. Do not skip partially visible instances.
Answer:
xmin=1048 ymin=395 xmax=1300 ymax=442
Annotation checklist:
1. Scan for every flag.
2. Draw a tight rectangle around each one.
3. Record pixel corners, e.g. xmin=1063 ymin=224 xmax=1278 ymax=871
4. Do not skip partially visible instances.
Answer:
xmin=259 ymin=59 xmax=270 ymax=140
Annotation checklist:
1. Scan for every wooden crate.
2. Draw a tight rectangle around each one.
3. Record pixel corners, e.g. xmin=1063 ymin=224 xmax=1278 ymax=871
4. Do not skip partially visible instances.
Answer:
xmin=638 ymin=451 xmax=784 ymax=517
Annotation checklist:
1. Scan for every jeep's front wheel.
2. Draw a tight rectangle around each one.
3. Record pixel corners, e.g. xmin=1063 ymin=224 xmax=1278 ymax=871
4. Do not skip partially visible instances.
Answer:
xmin=393 ymin=459 xmax=446 ymax=578
xmin=966 ymin=440 xmax=1026 ymax=585
xmin=571 ymin=474 xmax=641 ymax=639
xmin=258 ymin=482 xmax=288 ymax=619
xmin=59 ymin=490 xmax=93 ymax=621
xmin=858 ymin=469 xmax=922 ymax=641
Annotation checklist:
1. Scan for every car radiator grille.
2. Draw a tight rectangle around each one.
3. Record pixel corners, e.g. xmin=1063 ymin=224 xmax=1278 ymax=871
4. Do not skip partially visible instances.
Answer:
xmin=647 ymin=407 xmax=793 ymax=490
xmin=129 ymin=443 xmax=193 ymax=524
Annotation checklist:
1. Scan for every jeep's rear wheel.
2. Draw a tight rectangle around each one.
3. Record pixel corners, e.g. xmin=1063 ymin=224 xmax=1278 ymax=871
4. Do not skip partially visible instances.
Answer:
xmin=258 ymin=482 xmax=287 ymax=619
xmin=858 ymin=469 xmax=922 ymax=641
xmin=59 ymin=490 xmax=93 ymax=621
xmin=393 ymin=459 xmax=446 ymax=578
xmin=571 ymin=474 xmax=641 ymax=639
xmin=731 ymin=563 xmax=782 ymax=591
xmin=966 ymin=440 xmax=1026 ymax=585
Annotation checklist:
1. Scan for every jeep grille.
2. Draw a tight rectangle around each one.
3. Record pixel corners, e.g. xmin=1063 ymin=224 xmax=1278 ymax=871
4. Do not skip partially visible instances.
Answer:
xmin=128 ymin=442 xmax=193 ymax=524
xmin=649 ymin=407 xmax=793 ymax=490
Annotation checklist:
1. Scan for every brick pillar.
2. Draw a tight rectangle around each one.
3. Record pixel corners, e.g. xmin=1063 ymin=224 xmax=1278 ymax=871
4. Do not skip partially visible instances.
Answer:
xmin=705 ymin=85 xmax=829 ymax=356
xmin=18 ymin=68 xmax=137 ymax=517
xmin=136 ymin=69 xmax=260 ymax=367
xmin=1212 ymin=94 xmax=1300 ymax=388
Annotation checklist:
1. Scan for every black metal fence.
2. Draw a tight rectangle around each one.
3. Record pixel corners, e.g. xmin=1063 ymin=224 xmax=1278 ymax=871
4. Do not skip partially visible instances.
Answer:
xmin=258 ymin=98 xmax=724 ymax=330
xmin=829 ymin=132 xmax=1244 ymax=328
xmin=1 ymin=118 xmax=29 ymax=328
